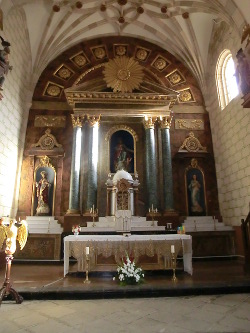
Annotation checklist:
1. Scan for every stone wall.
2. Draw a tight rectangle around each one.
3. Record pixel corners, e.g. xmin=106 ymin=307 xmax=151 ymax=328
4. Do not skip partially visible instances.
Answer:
xmin=205 ymin=22 xmax=250 ymax=226
xmin=0 ymin=7 xmax=32 ymax=217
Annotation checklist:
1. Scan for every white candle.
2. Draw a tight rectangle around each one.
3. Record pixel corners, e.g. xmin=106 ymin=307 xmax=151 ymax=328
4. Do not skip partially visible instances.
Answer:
xmin=152 ymin=204 xmax=153 ymax=211
xmin=93 ymin=204 xmax=94 ymax=212
xmin=149 ymin=208 xmax=151 ymax=212
xmin=156 ymin=208 xmax=158 ymax=213
xmin=90 ymin=208 xmax=92 ymax=213
xmin=171 ymin=245 xmax=175 ymax=254
xmin=86 ymin=246 xmax=89 ymax=255
xmin=19 ymin=217 xmax=20 ymax=222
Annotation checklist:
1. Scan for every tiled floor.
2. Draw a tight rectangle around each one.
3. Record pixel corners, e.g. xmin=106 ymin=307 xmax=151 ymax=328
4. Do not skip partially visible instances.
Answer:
xmin=0 ymin=259 xmax=250 ymax=332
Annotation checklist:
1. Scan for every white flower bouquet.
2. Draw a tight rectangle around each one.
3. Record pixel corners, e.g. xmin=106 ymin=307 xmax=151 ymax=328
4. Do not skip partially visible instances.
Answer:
xmin=116 ymin=254 xmax=144 ymax=286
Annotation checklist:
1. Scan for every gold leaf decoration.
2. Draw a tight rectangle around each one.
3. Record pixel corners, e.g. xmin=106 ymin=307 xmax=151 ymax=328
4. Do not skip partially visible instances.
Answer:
xmin=103 ymin=56 xmax=144 ymax=93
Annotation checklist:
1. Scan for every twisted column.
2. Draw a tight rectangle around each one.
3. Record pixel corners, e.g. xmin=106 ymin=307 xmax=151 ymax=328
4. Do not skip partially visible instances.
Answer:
xmin=159 ymin=116 xmax=174 ymax=211
xmin=143 ymin=117 xmax=158 ymax=210
xmin=68 ymin=115 xmax=82 ymax=214
xmin=86 ymin=115 xmax=100 ymax=211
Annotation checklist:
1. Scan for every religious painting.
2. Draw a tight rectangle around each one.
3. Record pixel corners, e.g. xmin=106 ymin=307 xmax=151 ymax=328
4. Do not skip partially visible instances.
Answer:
xmin=32 ymin=166 xmax=56 ymax=216
xmin=110 ymin=130 xmax=135 ymax=174
xmin=185 ymin=161 xmax=206 ymax=216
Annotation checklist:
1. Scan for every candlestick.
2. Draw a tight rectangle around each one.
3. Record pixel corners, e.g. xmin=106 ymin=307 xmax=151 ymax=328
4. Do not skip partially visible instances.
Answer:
xmin=171 ymin=252 xmax=177 ymax=282
xmin=84 ymin=254 xmax=91 ymax=284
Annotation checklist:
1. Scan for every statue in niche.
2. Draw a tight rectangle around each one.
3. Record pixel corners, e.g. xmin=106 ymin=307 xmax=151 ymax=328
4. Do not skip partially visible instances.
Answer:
xmin=111 ymin=130 xmax=134 ymax=173
xmin=188 ymin=174 xmax=203 ymax=213
xmin=36 ymin=171 xmax=51 ymax=215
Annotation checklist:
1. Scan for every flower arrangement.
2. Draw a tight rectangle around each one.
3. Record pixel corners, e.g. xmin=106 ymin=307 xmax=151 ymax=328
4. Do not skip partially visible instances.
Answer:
xmin=116 ymin=254 xmax=144 ymax=286
xmin=72 ymin=225 xmax=81 ymax=234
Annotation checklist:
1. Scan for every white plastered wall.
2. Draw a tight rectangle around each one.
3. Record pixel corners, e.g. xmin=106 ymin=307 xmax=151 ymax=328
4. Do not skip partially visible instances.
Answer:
xmin=0 ymin=6 xmax=32 ymax=218
xmin=205 ymin=23 xmax=250 ymax=226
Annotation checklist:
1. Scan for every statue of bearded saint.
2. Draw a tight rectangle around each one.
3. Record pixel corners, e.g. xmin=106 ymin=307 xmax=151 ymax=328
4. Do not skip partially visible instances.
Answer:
xmin=36 ymin=171 xmax=51 ymax=215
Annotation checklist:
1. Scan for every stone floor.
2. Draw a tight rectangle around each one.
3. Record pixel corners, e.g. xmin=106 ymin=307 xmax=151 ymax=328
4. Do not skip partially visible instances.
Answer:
xmin=0 ymin=259 xmax=250 ymax=332
xmin=0 ymin=294 xmax=250 ymax=332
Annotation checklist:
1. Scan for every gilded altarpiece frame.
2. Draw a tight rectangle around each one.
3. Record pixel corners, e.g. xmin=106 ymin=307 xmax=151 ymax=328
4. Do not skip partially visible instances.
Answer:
xmin=185 ymin=159 xmax=207 ymax=216
xmin=105 ymin=125 xmax=138 ymax=174
xmin=31 ymin=156 xmax=56 ymax=216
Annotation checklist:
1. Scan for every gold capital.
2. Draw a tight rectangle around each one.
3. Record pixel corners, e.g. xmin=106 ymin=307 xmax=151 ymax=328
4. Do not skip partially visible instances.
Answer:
xmin=71 ymin=115 xmax=83 ymax=128
xmin=143 ymin=117 xmax=157 ymax=130
xmin=158 ymin=116 xmax=172 ymax=129
xmin=87 ymin=115 xmax=101 ymax=128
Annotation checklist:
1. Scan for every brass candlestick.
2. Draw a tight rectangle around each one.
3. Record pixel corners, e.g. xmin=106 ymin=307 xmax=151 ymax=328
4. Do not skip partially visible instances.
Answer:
xmin=90 ymin=206 xmax=98 ymax=227
xmin=149 ymin=205 xmax=157 ymax=226
xmin=171 ymin=253 xmax=177 ymax=283
xmin=84 ymin=254 xmax=91 ymax=284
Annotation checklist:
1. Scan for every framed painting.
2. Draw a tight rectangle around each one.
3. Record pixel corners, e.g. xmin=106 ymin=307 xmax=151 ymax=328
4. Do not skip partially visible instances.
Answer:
xmin=32 ymin=166 xmax=56 ymax=216
xmin=185 ymin=166 xmax=206 ymax=216
xmin=110 ymin=130 xmax=135 ymax=174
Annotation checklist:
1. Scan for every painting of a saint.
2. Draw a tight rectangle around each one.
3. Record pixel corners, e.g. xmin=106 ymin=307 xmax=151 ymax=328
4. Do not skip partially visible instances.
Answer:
xmin=33 ymin=167 xmax=55 ymax=216
xmin=110 ymin=130 xmax=134 ymax=173
xmin=186 ymin=168 xmax=206 ymax=216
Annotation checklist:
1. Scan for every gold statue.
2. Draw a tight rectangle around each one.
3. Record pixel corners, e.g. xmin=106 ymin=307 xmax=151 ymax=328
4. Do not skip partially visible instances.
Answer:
xmin=0 ymin=218 xmax=28 ymax=305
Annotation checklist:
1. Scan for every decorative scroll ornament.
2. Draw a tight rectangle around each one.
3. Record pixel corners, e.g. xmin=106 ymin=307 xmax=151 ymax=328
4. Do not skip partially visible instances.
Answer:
xmin=32 ymin=129 xmax=62 ymax=150
xmin=179 ymin=132 xmax=207 ymax=152
xmin=158 ymin=116 xmax=172 ymax=129
xmin=143 ymin=117 xmax=157 ymax=130
xmin=103 ymin=56 xmax=144 ymax=93
xmin=38 ymin=155 xmax=51 ymax=167
xmin=34 ymin=115 xmax=66 ymax=128
xmin=71 ymin=115 xmax=83 ymax=128
xmin=87 ymin=115 xmax=101 ymax=128
xmin=175 ymin=119 xmax=204 ymax=130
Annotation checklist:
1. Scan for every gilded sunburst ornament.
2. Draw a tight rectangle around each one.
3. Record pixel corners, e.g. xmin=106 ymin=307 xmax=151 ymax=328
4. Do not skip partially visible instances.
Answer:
xmin=103 ymin=56 xmax=144 ymax=93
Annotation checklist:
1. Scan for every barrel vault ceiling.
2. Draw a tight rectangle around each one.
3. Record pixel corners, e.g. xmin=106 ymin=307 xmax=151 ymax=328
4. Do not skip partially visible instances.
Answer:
xmin=3 ymin=0 xmax=249 ymax=98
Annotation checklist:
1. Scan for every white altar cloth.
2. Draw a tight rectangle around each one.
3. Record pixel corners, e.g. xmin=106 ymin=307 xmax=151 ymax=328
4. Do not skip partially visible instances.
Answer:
xmin=64 ymin=234 xmax=192 ymax=276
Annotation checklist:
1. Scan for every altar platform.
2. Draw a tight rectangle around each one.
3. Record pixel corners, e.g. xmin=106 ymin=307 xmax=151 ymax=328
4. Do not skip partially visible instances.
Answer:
xmin=0 ymin=257 xmax=249 ymax=302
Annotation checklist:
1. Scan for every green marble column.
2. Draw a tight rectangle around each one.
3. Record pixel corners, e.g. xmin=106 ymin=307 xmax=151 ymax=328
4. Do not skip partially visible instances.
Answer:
xmin=144 ymin=117 xmax=158 ymax=210
xmin=86 ymin=116 xmax=100 ymax=211
xmin=159 ymin=116 xmax=174 ymax=211
xmin=68 ymin=115 xmax=82 ymax=214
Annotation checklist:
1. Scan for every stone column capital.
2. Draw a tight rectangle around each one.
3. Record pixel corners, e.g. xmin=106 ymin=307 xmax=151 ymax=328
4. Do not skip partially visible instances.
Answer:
xmin=71 ymin=114 xmax=83 ymax=128
xmin=158 ymin=116 xmax=173 ymax=129
xmin=87 ymin=115 xmax=101 ymax=128
xmin=143 ymin=116 xmax=157 ymax=130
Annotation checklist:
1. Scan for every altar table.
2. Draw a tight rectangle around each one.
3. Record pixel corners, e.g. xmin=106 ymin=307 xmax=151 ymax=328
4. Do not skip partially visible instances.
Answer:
xmin=64 ymin=234 xmax=192 ymax=276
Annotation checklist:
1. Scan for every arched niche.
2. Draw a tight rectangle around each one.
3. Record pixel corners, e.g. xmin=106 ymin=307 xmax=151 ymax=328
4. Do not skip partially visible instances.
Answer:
xmin=185 ymin=158 xmax=207 ymax=216
xmin=31 ymin=156 xmax=56 ymax=216
xmin=105 ymin=125 xmax=138 ymax=174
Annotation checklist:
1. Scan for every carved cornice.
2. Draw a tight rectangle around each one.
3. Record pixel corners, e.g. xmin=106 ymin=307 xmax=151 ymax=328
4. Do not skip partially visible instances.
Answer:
xmin=158 ymin=116 xmax=172 ymax=129
xmin=71 ymin=115 xmax=83 ymax=128
xmin=65 ymin=91 xmax=177 ymax=107
xmin=143 ymin=117 xmax=157 ymax=130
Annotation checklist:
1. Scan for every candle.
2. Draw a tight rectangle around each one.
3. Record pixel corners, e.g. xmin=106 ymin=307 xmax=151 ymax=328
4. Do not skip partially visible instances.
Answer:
xmin=93 ymin=204 xmax=94 ymax=212
xmin=19 ymin=217 xmax=20 ymax=222
xmin=171 ymin=245 xmax=175 ymax=254
xmin=156 ymin=208 xmax=158 ymax=213
xmin=86 ymin=246 xmax=89 ymax=255
xmin=90 ymin=208 xmax=92 ymax=213
xmin=152 ymin=204 xmax=153 ymax=211
xmin=149 ymin=208 xmax=151 ymax=212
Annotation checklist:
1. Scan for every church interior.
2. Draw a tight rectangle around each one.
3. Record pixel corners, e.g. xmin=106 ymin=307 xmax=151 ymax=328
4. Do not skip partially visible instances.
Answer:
xmin=0 ymin=0 xmax=249 ymax=305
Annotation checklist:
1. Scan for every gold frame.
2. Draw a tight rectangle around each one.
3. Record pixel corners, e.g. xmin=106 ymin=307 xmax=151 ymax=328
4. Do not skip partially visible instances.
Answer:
xmin=31 ymin=156 xmax=57 ymax=216
xmin=105 ymin=125 xmax=138 ymax=174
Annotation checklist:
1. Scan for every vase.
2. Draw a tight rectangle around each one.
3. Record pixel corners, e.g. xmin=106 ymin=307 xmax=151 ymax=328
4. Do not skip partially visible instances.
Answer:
xmin=74 ymin=231 xmax=79 ymax=236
